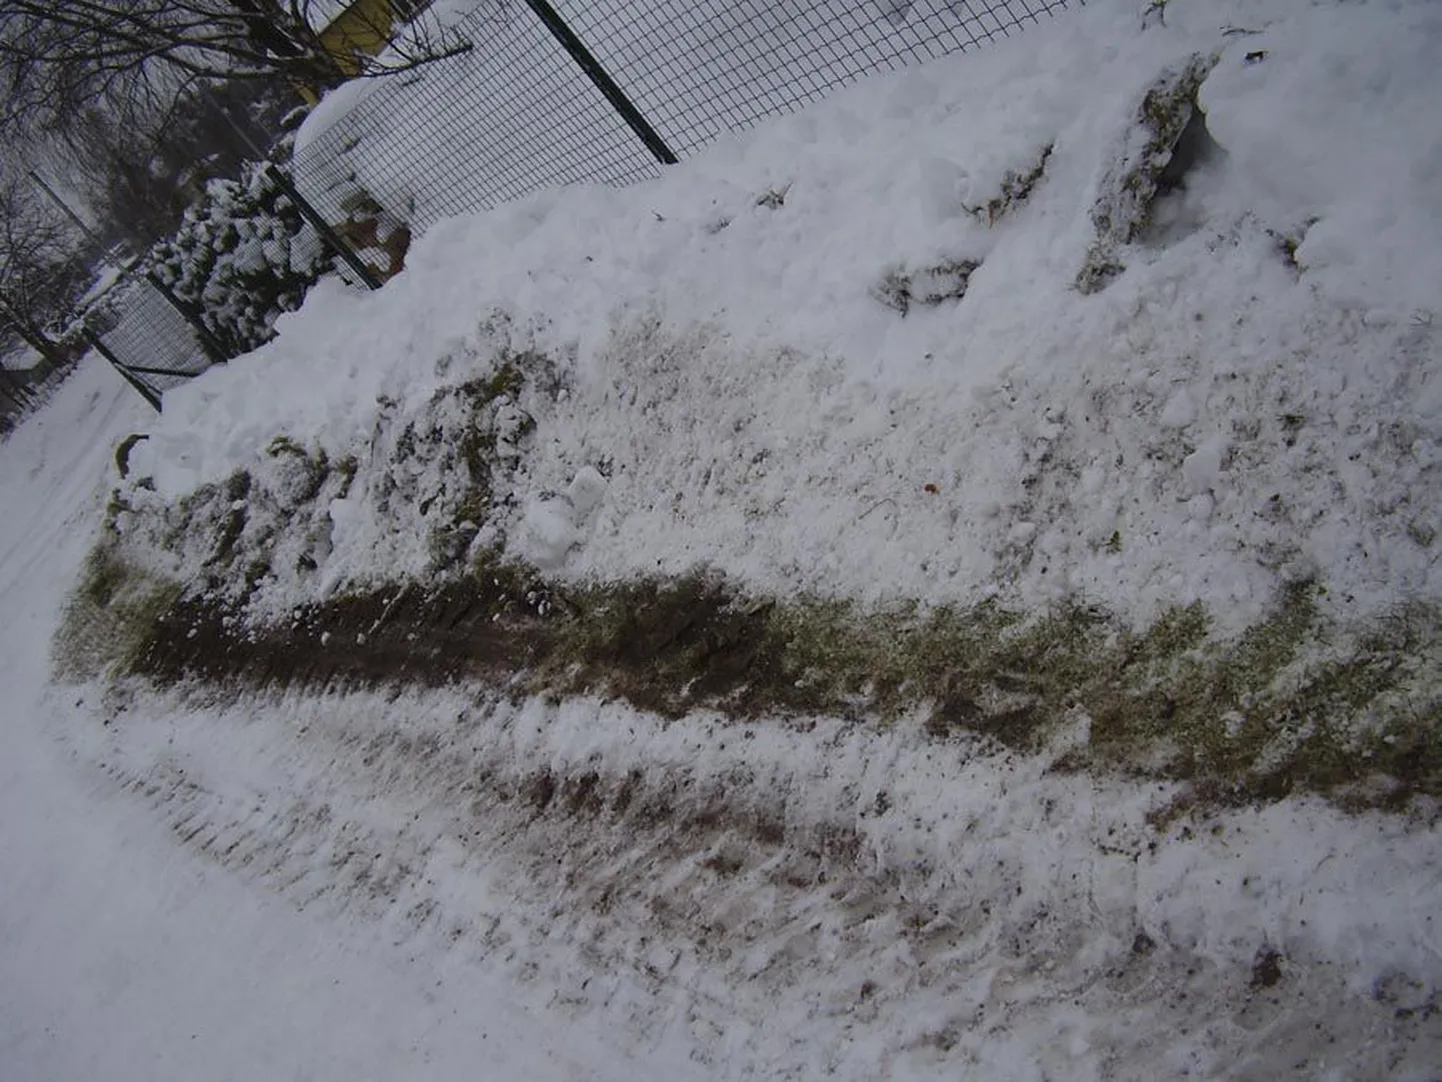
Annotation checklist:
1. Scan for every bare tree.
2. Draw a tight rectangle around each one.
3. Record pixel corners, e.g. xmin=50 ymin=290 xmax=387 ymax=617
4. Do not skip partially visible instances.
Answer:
xmin=58 ymin=100 xmax=228 ymax=250
xmin=0 ymin=172 xmax=88 ymax=365
xmin=35 ymin=59 xmax=307 ymax=252
xmin=0 ymin=0 xmax=472 ymax=137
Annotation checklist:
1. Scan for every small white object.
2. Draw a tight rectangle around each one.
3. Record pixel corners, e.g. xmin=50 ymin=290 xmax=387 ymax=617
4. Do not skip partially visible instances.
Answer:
xmin=1181 ymin=437 xmax=1227 ymax=496
xmin=1160 ymin=389 xmax=1196 ymax=430
xmin=566 ymin=466 xmax=607 ymax=516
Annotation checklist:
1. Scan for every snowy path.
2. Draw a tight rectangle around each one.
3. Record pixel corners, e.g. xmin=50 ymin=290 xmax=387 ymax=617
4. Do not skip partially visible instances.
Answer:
xmin=0 ymin=363 xmax=665 ymax=1082
xmin=0 ymin=713 xmax=629 ymax=1081
xmin=70 ymin=675 xmax=1442 ymax=1079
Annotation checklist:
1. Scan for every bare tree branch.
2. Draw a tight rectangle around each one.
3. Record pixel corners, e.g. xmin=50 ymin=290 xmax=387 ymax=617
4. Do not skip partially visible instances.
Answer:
xmin=0 ymin=171 xmax=89 ymax=362
xmin=0 ymin=0 xmax=472 ymax=138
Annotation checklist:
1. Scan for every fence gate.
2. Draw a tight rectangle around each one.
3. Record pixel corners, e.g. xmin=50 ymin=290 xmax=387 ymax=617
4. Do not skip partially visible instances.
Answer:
xmin=83 ymin=273 xmax=219 ymax=411
xmin=80 ymin=167 xmax=377 ymax=411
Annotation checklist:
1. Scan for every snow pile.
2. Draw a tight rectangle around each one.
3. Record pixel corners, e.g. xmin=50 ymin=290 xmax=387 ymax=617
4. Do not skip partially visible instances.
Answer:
xmin=0 ymin=363 xmax=633 ymax=1082
xmin=1201 ymin=4 xmax=1442 ymax=317
xmin=291 ymin=0 xmax=1074 ymax=227
xmin=10 ymin=3 xmax=1442 ymax=1077
xmin=107 ymin=321 xmax=562 ymax=618
xmin=120 ymin=0 xmax=1442 ymax=636
xmin=12 ymin=364 xmax=1442 ymax=1082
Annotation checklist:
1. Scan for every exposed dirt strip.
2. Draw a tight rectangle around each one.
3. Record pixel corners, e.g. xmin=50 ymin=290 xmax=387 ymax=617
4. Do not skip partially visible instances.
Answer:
xmin=97 ymin=556 xmax=1442 ymax=815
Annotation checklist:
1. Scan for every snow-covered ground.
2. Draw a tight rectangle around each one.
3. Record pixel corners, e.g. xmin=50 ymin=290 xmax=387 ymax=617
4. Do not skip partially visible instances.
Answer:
xmin=5 ymin=0 xmax=1442 ymax=1077
xmin=7 ymin=369 xmax=1442 ymax=1079
xmin=0 ymin=363 xmax=680 ymax=1081
xmin=146 ymin=0 xmax=1441 ymax=632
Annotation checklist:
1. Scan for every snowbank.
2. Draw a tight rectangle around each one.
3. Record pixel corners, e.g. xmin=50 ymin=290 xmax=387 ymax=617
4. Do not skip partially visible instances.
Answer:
xmin=11 ymin=3 xmax=1442 ymax=1076
xmin=0 ymin=361 xmax=628 ymax=1082
xmin=129 ymin=0 xmax=1441 ymax=635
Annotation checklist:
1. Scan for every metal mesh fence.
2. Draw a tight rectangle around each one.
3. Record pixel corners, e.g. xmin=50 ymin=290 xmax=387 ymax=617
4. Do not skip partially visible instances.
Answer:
xmin=290 ymin=3 xmax=665 ymax=231
xmin=291 ymin=0 xmax=1076 ymax=232
xmin=563 ymin=0 xmax=1070 ymax=156
xmin=86 ymin=272 xmax=214 ymax=405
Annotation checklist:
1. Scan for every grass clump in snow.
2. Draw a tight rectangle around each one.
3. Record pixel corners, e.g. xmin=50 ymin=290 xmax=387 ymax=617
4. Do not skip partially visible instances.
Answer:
xmin=52 ymin=543 xmax=182 ymax=681
xmin=547 ymin=572 xmax=793 ymax=717
xmin=546 ymin=576 xmax=1442 ymax=810
xmin=872 ymin=259 xmax=982 ymax=315
xmin=113 ymin=549 xmax=1442 ymax=813
xmin=383 ymin=350 xmax=553 ymax=571
xmin=1077 ymin=53 xmax=1219 ymax=293
xmin=103 ymin=340 xmax=558 ymax=622
xmin=965 ymin=143 xmax=1054 ymax=227
xmin=526 ymin=570 xmax=1440 ymax=806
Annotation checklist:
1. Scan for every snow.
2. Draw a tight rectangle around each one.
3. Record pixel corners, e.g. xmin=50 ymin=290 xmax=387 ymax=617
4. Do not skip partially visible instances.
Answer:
xmin=1198 ymin=4 xmax=1442 ymax=317
xmin=39 ymin=674 xmax=1441 ymax=1078
xmin=295 ymin=70 xmax=374 ymax=141
xmin=0 ymin=362 xmax=683 ymax=1081
xmin=136 ymin=0 xmax=1442 ymax=632
xmin=76 ymin=260 xmax=126 ymax=308
xmin=292 ymin=0 xmax=1072 ymax=228
xmin=1 ymin=344 xmax=43 ymax=371
xmin=5 ymin=0 xmax=1442 ymax=1076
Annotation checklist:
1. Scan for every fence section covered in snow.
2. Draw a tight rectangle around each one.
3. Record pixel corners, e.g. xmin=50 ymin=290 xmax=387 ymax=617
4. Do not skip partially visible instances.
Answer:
xmin=291 ymin=0 xmax=1074 ymax=230
xmin=90 ymin=0 xmax=1076 ymax=412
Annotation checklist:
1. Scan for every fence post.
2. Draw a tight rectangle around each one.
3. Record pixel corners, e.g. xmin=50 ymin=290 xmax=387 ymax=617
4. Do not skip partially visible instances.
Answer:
xmin=82 ymin=325 xmax=163 ymax=412
xmin=520 ymin=0 xmax=679 ymax=166
xmin=263 ymin=164 xmax=384 ymax=292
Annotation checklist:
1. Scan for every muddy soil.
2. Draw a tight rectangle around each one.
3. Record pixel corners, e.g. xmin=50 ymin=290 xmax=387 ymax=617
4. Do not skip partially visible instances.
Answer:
xmin=120 ymin=560 xmax=1442 ymax=817
xmin=132 ymin=571 xmax=825 ymax=719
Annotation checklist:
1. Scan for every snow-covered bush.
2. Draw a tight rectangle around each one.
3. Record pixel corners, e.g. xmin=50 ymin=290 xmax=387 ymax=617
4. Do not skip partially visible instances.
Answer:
xmin=145 ymin=162 xmax=331 ymax=357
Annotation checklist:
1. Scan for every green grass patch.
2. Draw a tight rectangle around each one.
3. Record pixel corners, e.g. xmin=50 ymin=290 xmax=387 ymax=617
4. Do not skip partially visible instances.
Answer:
xmin=545 ymin=575 xmax=1442 ymax=811
xmin=78 ymin=517 xmax=1442 ymax=816
xmin=53 ymin=544 xmax=183 ymax=682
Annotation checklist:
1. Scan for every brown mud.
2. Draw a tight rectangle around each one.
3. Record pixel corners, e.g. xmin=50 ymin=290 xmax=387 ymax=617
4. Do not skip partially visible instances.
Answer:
xmin=119 ymin=563 xmax=1442 ymax=816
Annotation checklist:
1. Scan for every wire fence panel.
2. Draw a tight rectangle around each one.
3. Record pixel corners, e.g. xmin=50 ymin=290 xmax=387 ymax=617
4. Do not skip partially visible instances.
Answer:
xmin=291 ymin=2 xmax=664 ymax=231
xmin=94 ymin=277 xmax=213 ymax=398
xmin=560 ymin=0 xmax=1071 ymax=156
xmin=92 ymin=0 xmax=1076 ymax=410
xmin=290 ymin=0 xmax=1075 ymax=234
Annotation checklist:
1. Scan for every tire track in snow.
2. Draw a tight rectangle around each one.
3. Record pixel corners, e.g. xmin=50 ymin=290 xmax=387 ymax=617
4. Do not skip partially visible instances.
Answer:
xmin=71 ymin=679 xmax=1442 ymax=1079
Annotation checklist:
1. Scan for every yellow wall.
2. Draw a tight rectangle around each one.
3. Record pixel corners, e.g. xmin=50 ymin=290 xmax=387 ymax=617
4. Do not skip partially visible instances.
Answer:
xmin=318 ymin=0 xmax=398 ymax=78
